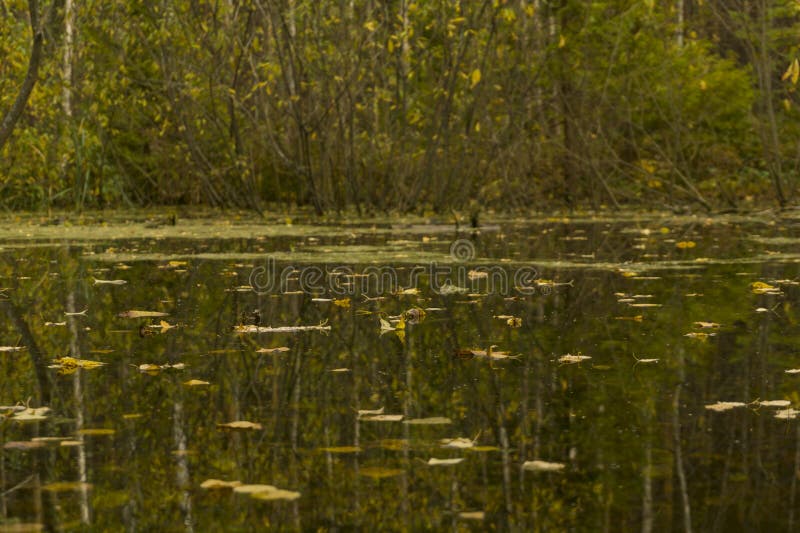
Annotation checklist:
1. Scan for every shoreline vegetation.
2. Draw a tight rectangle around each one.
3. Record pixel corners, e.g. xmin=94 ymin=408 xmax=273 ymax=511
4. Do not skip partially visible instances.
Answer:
xmin=1 ymin=2 xmax=800 ymax=213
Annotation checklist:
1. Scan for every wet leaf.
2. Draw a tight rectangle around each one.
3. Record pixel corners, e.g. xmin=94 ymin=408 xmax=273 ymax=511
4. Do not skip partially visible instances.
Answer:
xmin=200 ymin=479 xmax=242 ymax=490
xmin=785 ymin=369 xmax=800 ymax=374
xmin=50 ymin=356 xmax=106 ymax=371
xmin=705 ymin=401 xmax=746 ymax=412
xmin=250 ymin=489 xmax=301 ymax=501
xmin=333 ymin=298 xmax=351 ymax=308
xmin=440 ymin=437 xmax=474 ymax=449
xmin=183 ymin=379 xmax=210 ymax=387
xmin=404 ymin=417 xmax=452 ymax=425
xmin=4 ymin=440 xmax=46 ymax=450
xmin=11 ymin=407 xmax=51 ymax=422
xmin=676 ymin=241 xmax=696 ymax=249
xmin=0 ymin=346 xmax=25 ymax=352
xmin=693 ymin=321 xmax=721 ymax=328
xmin=93 ymin=278 xmax=127 ymax=285
xmin=755 ymin=400 xmax=791 ymax=408
xmin=118 ymin=310 xmax=169 ymax=318
xmin=523 ymin=460 xmax=565 ymax=472
xmin=358 ymin=407 xmax=384 ymax=417
xmin=234 ymin=484 xmax=278 ymax=494
xmin=318 ymin=446 xmax=361 ymax=454
xmin=458 ymin=511 xmax=485 ymax=521
xmin=775 ymin=409 xmax=800 ymax=420
xmin=427 ymin=457 xmax=464 ymax=466
xmin=360 ymin=414 xmax=403 ymax=422
xmin=558 ymin=354 xmax=591 ymax=364
xmin=359 ymin=467 xmax=404 ymax=479
xmin=256 ymin=347 xmax=290 ymax=354
xmin=506 ymin=317 xmax=522 ymax=328
xmin=217 ymin=420 xmax=263 ymax=430
xmin=78 ymin=428 xmax=115 ymax=436
xmin=234 ymin=322 xmax=331 ymax=333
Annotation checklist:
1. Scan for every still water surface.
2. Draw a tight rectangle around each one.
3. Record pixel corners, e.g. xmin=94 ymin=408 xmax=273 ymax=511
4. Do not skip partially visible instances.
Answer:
xmin=1 ymin=212 xmax=799 ymax=531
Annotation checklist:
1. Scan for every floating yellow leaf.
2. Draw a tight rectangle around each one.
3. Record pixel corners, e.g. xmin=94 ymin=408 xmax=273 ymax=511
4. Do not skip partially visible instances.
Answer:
xmin=751 ymin=281 xmax=779 ymax=294
xmin=359 ymin=467 xmax=404 ymax=479
xmin=458 ymin=511 xmax=485 ymax=521
xmin=506 ymin=317 xmax=522 ymax=328
xmin=217 ymin=420 xmax=263 ymax=430
xmin=78 ymin=428 xmax=115 ymax=436
xmin=251 ymin=489 xmax=301 ymax=501
xmin=184 ymin=379 xmax=210 ymax=387
xmin=675 ymin=241 xmax=696 ymax=249
xmin=755 ymin=400 xmax=791 ymax=407
xmin=360 ymin=414 xmax=403 ymax=422
xmin=318 ymin=446 xmax=361 ymax=454
xmin=234 ymin=484 xmax=278 ymax=494
xmin=256 ymin=347 xmax=290 ymax=354
xmin=118 ymin=310 xmax=169 ymax=318
xmin=333 ymin=298 xmax=351 ymax=308
xmin=427 ymin=457 xmax=464 ymax=466
xmin=200 ymin=479 xmax=242 ymax=490
xmin=11 ymin=407 xmax=51 ymax=422
xmin=558 ymin=354 xmax=591 ymax=364
xmin=704 ymin=401 xmax=745 ymax=412
xmin=693 ymin=321 xmax=720 ymax=328
xmin=0 ymin=346 xmax=25 ymax=352
xmin=440 ymin=437 xmax=474 ymax=449
xmin=776 ymin=408 xmax=800 ymax=420
xmin=404 ymin=417 xmax=452 ymax=425
xmin=523 ymin=460 xmax=565 ymax=472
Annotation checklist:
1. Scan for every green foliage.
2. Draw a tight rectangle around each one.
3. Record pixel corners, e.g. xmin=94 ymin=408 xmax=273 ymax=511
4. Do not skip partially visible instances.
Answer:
xmin=0 ymin=0 xmax=797 ymax=211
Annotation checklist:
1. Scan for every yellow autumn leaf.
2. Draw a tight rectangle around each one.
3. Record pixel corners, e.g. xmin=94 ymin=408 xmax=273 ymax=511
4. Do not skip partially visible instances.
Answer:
xmin=675 ymin=241 xmax=696 ymax=249
xmin=333 ymin=298 xmax=351 ymax=308
xmin=470 ymin=68 xmax=481 ymax=89
xmin=558 ymin=35 xmax=566 ymax=48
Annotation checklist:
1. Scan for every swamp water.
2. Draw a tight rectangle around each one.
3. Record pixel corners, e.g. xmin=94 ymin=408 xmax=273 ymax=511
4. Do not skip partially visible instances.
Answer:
xmin=0 ymin=211 xmax=799 ymax=531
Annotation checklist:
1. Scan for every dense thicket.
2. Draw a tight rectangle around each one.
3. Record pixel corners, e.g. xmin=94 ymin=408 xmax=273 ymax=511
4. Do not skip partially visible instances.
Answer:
xmin=0 ymin=0 xmax=798 ymax=212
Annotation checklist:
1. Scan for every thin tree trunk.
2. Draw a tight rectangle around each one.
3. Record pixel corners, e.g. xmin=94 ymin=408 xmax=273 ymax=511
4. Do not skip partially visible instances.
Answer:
xmin=0 ymin=0 xmax=45 ymax=151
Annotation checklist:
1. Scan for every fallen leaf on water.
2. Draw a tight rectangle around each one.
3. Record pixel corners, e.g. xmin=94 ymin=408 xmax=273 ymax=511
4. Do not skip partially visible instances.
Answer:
xmin=458 ymin=511 xmax=485 ymax=521
xmin=694 ymin=321 xmax=721 ymax=328
xmin=0 ymin=346 xmax=25 ymax=352
xmin=676 ymin=241 xmax=696 ymax=249
xmin=359 ymin=414 xmax=403 ymax=422
xmin=318 ymin=446 xmax=361 ymax=454
xmin=329 ymin=367 xmax=351 ymax=373
xmin=78 ymin=428 xmax=115 ymax=436
xmin=333 ymin=298 xmax=351 ymax=308
xmin=118 ymin=310 xmax=169 ymax=318
xmin=93 ymin=279 xmax=127 ymax=285
xmin=49 ymin=356 xmax=106 ymax=372
xmin=775 ymin=409 xmax=800 ymax=420
xmin=506 ymin=317 xmax=522 ymax=328
xmin=234 ymin=484 xmax=278 ymax=494
xmin=256 ymin=347 xmax=290 ymax=354
xmin=755 ymin=400 xmax=791 ymax=407
xmin=685 ymin=332 xmax=716 ymax=339
xmin=250 ymin=489 xmax=301 ymax=501
xmin=234 ymin=322 xmax=331 ymax=334
xmin=4 ymin=441 xmax=46 ymax=450
xmin=183 ymin=379 xmax=210 ymax=387
xmin=357 ymin=407 xmax=384 ymax=417
xmin=440 ymin=437 xmax=474 ymax=449
xmin=704 ymin=401 xmax=746 ymax=412
xmin=558 ymin=354 xmax=591 ymax=364
xmin=785 ymin=369 xmax=800 ymax=374
xmin=359 ymin=467 xmax=404 ymax=479
xmin=751 ymin=281 xmax=777 ymax=294
xmin=11 ymin=407 xmax=51 ymax=422
xmin=628 ymin=303 xmax=662 ymax=308
xmin=614 ymin=316 xmax=643 ymax=322
xmin=217 ymin=420 xmax=263 ymax=430
xmin=200 ymin=479 xmax=242 ymax=490
xmin=523 ymin=460 xmax=565 ymax=472
xmin=427 ymin=457 xmax=464 ymax=466
xmin=404 ymin=417 xmax=452 ymax=425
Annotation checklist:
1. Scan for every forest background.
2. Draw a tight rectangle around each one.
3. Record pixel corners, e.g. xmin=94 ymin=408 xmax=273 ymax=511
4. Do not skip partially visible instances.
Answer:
xmin=1 ymin=0 xmax=799 ymax=215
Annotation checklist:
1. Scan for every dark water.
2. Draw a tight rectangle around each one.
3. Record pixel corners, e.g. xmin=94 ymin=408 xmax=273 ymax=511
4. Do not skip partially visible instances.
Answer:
xmin=1 ymin=214 xmax=800 ymax=532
